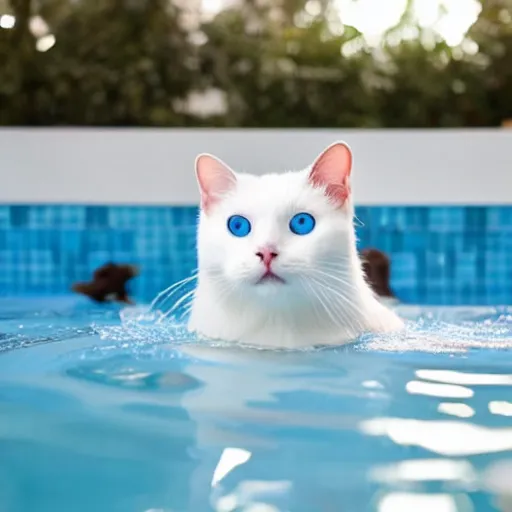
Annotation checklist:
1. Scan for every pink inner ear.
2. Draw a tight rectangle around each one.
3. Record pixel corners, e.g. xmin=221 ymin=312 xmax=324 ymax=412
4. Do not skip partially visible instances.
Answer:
xmin=196 ymin=154 xmax=237 ymax=213
xmin=308 ymin=142 xmax=352 ymax=206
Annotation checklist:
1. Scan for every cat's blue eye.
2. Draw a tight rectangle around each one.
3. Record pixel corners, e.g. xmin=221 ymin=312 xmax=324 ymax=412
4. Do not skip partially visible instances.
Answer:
xmin=227 ymin=215 xmax=251 ymax=237
xmin=289 ymin=212 xmax=315 ymax=235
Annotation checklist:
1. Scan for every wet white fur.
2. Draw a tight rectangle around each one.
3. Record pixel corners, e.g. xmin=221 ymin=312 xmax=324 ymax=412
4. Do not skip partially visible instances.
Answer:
xmin=188 ymin=143 xmax=403 ymax=348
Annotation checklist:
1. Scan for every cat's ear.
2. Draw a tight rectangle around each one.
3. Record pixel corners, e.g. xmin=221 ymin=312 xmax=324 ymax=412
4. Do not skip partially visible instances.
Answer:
xmin=195 ymin=153 xmax=237 ymax=213
xmin=308 ymin=141 xmax=352 ymax=206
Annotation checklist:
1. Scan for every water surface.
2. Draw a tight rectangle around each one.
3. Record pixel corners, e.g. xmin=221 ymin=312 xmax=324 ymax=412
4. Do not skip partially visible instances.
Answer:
xmin=0 ymin=297 xmax=511 ymax=512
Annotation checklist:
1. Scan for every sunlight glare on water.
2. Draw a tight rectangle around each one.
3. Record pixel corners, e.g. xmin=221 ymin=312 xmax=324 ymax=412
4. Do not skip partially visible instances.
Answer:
xmin=0 ymin=297 xmax=511 ymax=512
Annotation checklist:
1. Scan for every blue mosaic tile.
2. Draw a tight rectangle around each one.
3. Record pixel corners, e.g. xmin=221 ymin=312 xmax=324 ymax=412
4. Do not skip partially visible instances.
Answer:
xmin=404 ymin=207 xmax=429 ymax=231
xmin=85 ymin=206 xmax=109 ymax=228
xmin=0 ymin=230 xmax=7 ymax=250
xmin=402 ymin=232 xmax=427 ymax=251
xmin=465 ymin=206 xmax=487 ymax=233
xmin=455 ymin=253 xmax=477 ymax=284
xmin=0 ymin=207 xmax=11 ymax=228
xmin=59 ymin=230 xmax=82 ymax=253
xmin=0 ymin=204 xmax=512 ymax=304
xmin=87 ymin=251 xmax=113 ymax=273
xmin=9 ymin=206 xmax=30 ymax=227
xmin=487 ymin=206 xmax=512 ymax=232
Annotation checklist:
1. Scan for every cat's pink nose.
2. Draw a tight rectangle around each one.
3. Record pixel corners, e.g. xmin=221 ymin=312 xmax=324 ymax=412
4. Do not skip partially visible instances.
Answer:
xmin=256 ymin=247 xmax=278 ymax=268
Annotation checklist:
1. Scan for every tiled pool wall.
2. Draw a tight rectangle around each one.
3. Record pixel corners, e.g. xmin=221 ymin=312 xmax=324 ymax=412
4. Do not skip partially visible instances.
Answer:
xmin=1 ymin=204 xmax=511 ymax=305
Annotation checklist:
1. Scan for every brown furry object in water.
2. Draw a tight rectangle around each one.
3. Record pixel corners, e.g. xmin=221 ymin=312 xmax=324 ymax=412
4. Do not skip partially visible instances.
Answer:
xmin=360 ymin=248 xmax=395 ymax=298
xmin=72 ymin=262 xmax=139 ymax=304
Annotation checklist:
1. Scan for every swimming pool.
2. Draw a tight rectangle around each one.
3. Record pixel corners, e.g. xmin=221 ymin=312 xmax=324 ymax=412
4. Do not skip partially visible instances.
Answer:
xmin=0 ymin=297 xmax=511 ymax=512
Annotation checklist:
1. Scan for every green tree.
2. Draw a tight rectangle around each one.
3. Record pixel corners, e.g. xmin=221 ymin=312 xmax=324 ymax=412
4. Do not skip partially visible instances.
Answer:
xmin=0 ymin=0 xmax=197 ymax=125
xmin=365 ymin=0 xmax=512 ymax=127
xmin=199 ymin=1 xmax=378 ymax=127
xmin=2 ymin=0 xmax=512 ymax=127
xmin=372 ymin=37 xmax=491 ymax=127
xmin=0 ymin=0 xmax=38 ymax=124
xmin=467 ymin=0 xmax=512 ymax=125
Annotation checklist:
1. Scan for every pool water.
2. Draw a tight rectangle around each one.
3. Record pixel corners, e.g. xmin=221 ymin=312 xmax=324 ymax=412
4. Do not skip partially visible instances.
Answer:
xmin=0 ymin=297 xmax=511 ymax=512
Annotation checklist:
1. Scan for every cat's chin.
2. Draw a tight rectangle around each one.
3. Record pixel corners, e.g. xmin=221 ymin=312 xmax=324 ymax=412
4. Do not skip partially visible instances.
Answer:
xmin=252 ymin=280 xmax=286 ymax=298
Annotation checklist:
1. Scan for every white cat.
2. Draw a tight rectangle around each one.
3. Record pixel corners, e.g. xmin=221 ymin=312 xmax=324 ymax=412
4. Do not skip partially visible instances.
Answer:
xmin=187 ymin=141 xmax=403 ymax=348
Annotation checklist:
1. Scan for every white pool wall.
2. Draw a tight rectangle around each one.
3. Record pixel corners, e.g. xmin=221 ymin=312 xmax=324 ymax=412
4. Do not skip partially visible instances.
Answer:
xmin=1 ymin=128 xmax=511 ymax=206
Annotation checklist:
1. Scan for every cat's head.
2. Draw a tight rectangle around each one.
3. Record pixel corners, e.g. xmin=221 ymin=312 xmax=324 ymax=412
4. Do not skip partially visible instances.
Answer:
xmin=194 ymin=142 xmax=356 ymax=305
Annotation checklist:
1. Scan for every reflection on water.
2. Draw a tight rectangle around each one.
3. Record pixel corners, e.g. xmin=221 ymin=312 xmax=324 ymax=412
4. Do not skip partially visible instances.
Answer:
xmin=360 ymin=418 xmax=512 ymax=456
xmin=0 ymin=298 xmax=511 ymax=511
xmin=438 ymin=403 xmax=476 ymax=418
xmin=405 ymin=380 xmax=474 ymax=398
xmin=489 ymin=401 xmax=512 ymax=417
xmin=369 ymin=458 xmax=477 ymax=485
xmin=211 ymin=448 xmax=252 ymax=487
xmin=415 ymin=370 xmax=512 ymax=386
xmin=213 ymin=478 xmax=292 ymax=512
xmin=377 ymin=492 xmax=474 ymax=512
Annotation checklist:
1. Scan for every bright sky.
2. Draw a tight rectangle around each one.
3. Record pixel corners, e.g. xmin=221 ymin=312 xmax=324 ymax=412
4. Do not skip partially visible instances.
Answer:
xmin=202 ymin=0 xmax=482 ymax=47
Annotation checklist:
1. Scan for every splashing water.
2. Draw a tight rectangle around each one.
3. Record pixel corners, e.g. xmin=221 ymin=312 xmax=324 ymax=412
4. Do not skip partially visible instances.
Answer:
xmin=90 ymin=272 xmax=512 ymax=356
xmin=95 ymin=280 xmax=512 ymax=355
xmin=94 ymin=273 xmax=201 ymax=349
xmin=360 ymin=306 xmax=512 ymax=354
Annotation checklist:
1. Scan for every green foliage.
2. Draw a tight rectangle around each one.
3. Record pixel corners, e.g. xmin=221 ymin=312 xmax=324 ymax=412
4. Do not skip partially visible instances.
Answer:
xmin=199 ymin=5 xmax=378 ymax=127
xmin=468 ymin=0 xmax=512 ymax=124
xmin=373 ymin=39 xmax=493 ymax=127
xmin=1 ymin=0 xmax=512 ymax=127
xmin=0 ymin=0 xmax=196 ymax=125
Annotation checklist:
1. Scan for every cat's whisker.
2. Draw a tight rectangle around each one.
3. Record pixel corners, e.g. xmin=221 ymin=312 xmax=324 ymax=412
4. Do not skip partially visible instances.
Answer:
xmin=282 ymin=262 xmax=354 ymax=278
xmin=295 ymin=255 xmax=353 ymax=265
xmin=288 ymin=255 xmax=353 ymax=267
xmin=301 ymin=280 xmax=324 ymax=325
xmin=308 ymin=269 xmax=362 ymax=306
xmin=156 ymin=286 xmax=197 ymax=316
xmin=149 ymin=272 xmax=197 ymax=311
xmin=312 ymin=291 xmax=360 ymax=334
xmin=353 ymin=214 xmax=365 ymax=228
xmin=209 ymin=279 xmax=238 ymax=305
xmin=317 ymin=264 xmax=356 ymax=274
xmin=316 ymin=280 xmax=356 ymax=330
xmin=307 ymin=267 xmax=362 ymax=291
xmin=309 ymin=272 xmax=362 ymax=307
xmin=158 ymin=289 xmax=197 ymax=322
xmin=297 ymin=272 xmax=361 ymax=299
xmin=299 ymin=277 xmax=325 ymax=327
xmin=309 ymin=275 xmax=368 ymax=332
xmin=310 ymin=278 xmax=348 ymax=330
xmin=314 ymin=259 xmax=358 ymax=271
xmin=315 ymin=255 xmax=352 ymax=262
xmin=159 ymin=297 xmax=195 ymax=323
xmin=180 ymin=302 xmax=195 ymax=322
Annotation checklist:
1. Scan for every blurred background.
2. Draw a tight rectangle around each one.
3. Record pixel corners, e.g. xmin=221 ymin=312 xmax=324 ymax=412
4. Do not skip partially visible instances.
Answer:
xmin=1 ymin=0 xmax=512 ymax=128
xmin=1 ymin=0 xmax=512 ymax=306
